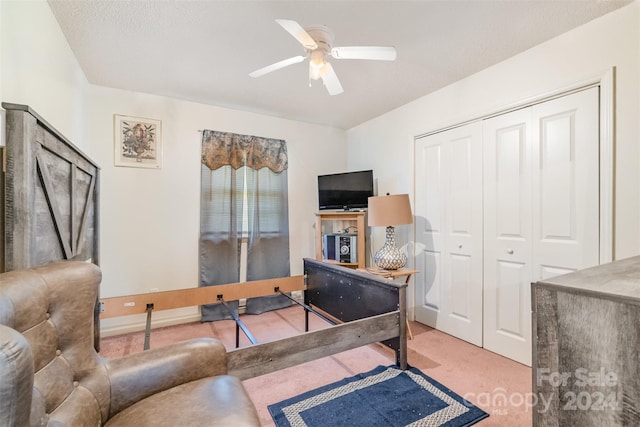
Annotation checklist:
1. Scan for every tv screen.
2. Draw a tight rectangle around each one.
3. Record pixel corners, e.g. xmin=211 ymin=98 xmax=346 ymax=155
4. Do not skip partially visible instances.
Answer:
xmin=318 ymin=170 xmax=374 ymax=210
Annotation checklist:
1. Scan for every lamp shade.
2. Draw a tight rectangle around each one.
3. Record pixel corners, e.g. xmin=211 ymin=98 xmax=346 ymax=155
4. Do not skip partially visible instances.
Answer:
xmin=368 ymin=194 xmax=413 ymax=227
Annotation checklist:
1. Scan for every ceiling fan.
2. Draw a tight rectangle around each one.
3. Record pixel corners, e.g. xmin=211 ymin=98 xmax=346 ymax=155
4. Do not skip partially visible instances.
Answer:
xmin=249 ymin=19 xmax=397 ymax=96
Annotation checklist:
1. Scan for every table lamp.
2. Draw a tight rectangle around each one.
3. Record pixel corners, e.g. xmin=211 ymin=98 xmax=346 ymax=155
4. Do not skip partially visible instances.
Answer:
xmin=367 ymin=194 xmax=413 ymax=270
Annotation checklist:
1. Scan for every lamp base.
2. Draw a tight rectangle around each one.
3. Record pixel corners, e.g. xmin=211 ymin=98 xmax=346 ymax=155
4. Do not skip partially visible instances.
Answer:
xmin=373 ymin=226 xmax=407 ymax=270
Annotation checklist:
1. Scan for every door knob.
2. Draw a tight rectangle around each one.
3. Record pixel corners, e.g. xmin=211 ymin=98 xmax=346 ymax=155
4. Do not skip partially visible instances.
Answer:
xmin=506 ymin=248 xmax=514 ymax=254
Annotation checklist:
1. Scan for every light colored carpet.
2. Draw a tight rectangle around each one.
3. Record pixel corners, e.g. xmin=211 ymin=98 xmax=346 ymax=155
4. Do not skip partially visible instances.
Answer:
xmin=100 ymin=306 xmax=532 ymax=426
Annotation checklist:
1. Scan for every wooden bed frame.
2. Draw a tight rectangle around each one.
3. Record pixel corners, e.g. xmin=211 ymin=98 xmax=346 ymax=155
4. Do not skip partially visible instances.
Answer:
xmin=100 ymin=258 xmax=408 ymax=378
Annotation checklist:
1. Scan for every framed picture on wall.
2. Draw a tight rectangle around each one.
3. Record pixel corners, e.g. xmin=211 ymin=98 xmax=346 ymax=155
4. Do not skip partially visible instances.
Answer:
xmin=114 ymin=114 xmax=162 ymax=168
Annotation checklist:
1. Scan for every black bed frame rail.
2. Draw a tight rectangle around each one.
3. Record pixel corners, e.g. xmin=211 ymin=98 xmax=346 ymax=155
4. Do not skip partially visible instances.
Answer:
xmin=218 ymin=288 xmax=337 ymax=349
xmin=277 ymin=288 xmax=337 ymax=328
xmin=219 ymin=298 xmax=258 ymax=348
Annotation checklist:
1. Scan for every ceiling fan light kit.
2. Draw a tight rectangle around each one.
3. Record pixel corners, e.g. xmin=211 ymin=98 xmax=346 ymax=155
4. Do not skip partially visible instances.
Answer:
xmin=309 ymin=50 xmax=326 ymax=80
xmin=250 ymin=19 xmax=396 ymax=96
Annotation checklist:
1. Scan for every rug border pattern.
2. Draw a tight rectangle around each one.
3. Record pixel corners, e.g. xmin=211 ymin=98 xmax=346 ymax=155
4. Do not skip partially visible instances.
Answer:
xmin=271 ymin=365 xmax=488 ymax=427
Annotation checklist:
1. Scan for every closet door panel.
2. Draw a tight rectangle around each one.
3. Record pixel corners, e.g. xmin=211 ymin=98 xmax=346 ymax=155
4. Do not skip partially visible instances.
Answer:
xmin=415 ymin=122 xmax=483 ymax=346
xmin=415 ymin=143 xmax=444 ymax=321
xmin=532 ymin=87 xmax=600 ymax=276
xmin=445 ymin=132 xmax=482 ymax=332
xmin=483 ymin=109 xmax=533 ymax=365
xmin=495 ymin=260 xmax=528 ymax=335
xmin=450 ymin=254 xmax=472 ymax=319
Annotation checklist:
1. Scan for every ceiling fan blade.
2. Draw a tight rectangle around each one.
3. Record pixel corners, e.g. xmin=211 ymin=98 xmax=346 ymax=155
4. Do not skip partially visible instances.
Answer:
xmin=249 ymin=55 xmax=306 ymax=78
xmin=331 ymin=46 xmax=397 ymax=61
xmin=276 ymin=19 xmax=318 ymax=50
xmin=321 ymin=63 xmax=343 ymax=96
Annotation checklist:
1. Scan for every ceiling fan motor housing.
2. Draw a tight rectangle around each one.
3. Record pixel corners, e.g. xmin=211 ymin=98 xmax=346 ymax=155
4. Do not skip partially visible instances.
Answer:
xmin=304 ymin=25 xmax=334 ymax=54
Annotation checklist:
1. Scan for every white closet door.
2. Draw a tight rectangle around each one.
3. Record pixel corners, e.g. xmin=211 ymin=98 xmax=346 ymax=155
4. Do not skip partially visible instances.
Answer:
xmin=483 ymin=108 xmax=534 ymax=365
xmin=415 ymin=122 xmax=483 ymax=346
xmin=484 ymin=87 xmax=600 ymax=366
xmin=531 ymin=88 xmax=600 ymax=280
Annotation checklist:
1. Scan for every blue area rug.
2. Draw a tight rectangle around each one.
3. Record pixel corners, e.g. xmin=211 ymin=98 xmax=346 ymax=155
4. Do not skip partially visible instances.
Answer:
xmin=268 ymin=365 xmax=489 ymax=427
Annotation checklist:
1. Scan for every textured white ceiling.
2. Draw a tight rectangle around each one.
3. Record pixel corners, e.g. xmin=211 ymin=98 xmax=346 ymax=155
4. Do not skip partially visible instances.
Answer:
xmin=48 ymin=0 xmax=631 ymax=129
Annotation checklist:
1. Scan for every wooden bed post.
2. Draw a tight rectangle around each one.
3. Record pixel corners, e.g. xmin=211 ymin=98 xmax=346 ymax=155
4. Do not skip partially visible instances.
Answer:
xmin=398 ymin=285 xmax=408 ymax=370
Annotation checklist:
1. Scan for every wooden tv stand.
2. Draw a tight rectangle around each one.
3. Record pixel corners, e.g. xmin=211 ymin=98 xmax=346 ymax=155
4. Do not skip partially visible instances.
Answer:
xmin=315 ymin=211 xmax=366 ymax=269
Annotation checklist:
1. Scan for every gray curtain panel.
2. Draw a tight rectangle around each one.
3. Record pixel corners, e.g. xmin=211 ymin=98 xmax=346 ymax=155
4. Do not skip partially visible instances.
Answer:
xmin=199 ymin=130 xmax=291 ymax=321
xmin=200 ymin=164 xmax=242 ymax=321
xmin=245 ymin=166 xmax=291 ymax=314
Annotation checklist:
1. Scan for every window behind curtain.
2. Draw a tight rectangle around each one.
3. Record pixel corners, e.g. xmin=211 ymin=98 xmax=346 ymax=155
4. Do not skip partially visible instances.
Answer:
xmin=202 ymin=167 xmax=283 ymax=237
xmin=200 ymin=165 xmax=241 ymax=237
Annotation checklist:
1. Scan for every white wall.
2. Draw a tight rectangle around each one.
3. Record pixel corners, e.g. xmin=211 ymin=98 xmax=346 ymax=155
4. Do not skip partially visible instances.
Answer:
xmin=2 ymin=0 xmax=348 ymax=333
xmin=1 ymin=0 xmax=90 ymax=150
xmin=0 ymin=2 xmax=4 ymax=145
xmin=348 ymin=1 xmax=640 ymax=266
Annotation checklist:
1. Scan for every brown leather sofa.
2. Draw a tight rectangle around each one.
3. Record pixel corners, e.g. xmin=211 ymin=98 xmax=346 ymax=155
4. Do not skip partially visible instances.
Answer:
xmin=0 ymin=261 xmax=260 ymax=426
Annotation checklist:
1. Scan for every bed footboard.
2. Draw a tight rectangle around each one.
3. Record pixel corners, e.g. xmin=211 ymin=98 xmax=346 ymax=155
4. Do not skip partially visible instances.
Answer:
xmin=227 ymin=258 xmax=407 ymax=379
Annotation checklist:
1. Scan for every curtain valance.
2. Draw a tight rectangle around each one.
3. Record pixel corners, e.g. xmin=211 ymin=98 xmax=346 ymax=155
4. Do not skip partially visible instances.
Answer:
xmin=201 ymin=130 xmax=288 ymax=173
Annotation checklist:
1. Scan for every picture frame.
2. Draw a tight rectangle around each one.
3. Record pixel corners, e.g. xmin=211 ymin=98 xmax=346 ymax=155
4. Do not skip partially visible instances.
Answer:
xmin=114 ymin=114 xmax=162 ymax=168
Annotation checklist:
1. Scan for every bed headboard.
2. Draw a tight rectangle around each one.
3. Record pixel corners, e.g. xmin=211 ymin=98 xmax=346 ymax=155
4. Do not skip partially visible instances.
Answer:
xmin=1 ymin=103 xmax=100 ymax=272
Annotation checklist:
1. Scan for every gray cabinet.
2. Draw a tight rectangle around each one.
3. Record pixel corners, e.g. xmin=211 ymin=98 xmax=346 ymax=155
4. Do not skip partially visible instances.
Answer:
xmin=532 ymin=256 xmax=640 ymax=426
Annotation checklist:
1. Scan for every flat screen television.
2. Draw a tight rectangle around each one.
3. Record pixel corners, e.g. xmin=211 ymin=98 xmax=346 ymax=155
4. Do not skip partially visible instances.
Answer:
xmin=318 ymin=169 xmax=374 ymax=210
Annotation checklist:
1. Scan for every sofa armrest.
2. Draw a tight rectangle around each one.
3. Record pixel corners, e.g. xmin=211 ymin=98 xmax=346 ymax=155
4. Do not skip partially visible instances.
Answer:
xmin=0 ymin=325 xmax=35 ymax=427
xmin=105 ymin=337 xmax=228 ymax=417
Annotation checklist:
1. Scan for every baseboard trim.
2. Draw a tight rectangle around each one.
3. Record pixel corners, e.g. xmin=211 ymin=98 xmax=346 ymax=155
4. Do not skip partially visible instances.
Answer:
xmin=100 ymin=312 xmax=202 ymax=337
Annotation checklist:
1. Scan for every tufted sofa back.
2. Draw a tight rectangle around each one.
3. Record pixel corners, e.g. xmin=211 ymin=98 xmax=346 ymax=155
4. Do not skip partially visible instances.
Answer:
xmin=0 ymin=261 xmax=109 ymax=426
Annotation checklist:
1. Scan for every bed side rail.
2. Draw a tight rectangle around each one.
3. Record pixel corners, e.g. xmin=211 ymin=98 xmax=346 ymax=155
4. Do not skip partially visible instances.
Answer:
xmin=99 ymin=275 xmax=305 ymax=318
xmin=227 ymin=311 xmax=401 ymax=380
